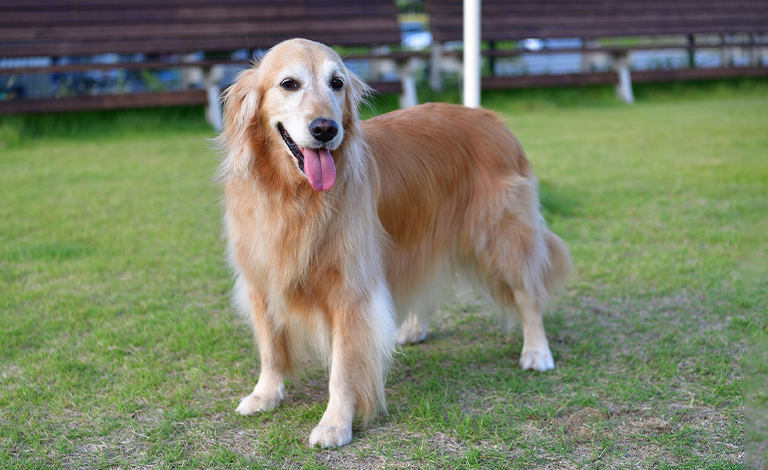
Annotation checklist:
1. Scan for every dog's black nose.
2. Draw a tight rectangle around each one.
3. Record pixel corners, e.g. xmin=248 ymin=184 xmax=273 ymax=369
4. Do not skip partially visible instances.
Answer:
xmin=309 ymin=119 xmax=339 ymax=143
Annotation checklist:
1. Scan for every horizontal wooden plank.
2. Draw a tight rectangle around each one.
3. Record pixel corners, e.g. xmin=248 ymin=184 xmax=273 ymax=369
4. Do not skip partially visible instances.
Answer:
xmin=430 ymin=8 xmax=768 ymax=27
xmin=0 ymin=60 xmax=241 ymax=75
xmin=0 ymin=51 xmax=428 ymax=75
xmin=425 ymin=0 xmax=768 ymax=12
xmin=431 ymin=22 xmax=768 ymax=42
xmin=428 ymin=8 xmax=768 ymax=19
xmin=1 ymin=0 xmax=388 ymax=7
xmin=0 ymin=30 xmax=404 ymax=58
xmin=478 ymin=43 xmax=764 ymax=58
xmin=631 ymin=65 xmax=768 ymax=82
xmin=0 ymin=4 xmax=397 ymax=26
xmin=428 ymin=12 xmax=768 ymax=25
xmin=0 ymin=18 xmax=399 ymax=42
xmin=0 ymin=0 xmax=403 ymax=57
xmin=0 ymin=80 xmax=401 ymax=116
xmin=425 ymin=0 xmax=768 ymax=41
xmin=479 ymin=66 xmax=768 ymax=90
xmin=0 ymin=61 xmax=230 ymax=76
xmin=481 ymin=72 xmax=619 ymax=89
xmin=0 ymin=90 xmax=208 ymax=115
xmin=428 ymin=12 xmax=768 ymax=26
xmin=367 ymin=80 xmax=403 ymax=95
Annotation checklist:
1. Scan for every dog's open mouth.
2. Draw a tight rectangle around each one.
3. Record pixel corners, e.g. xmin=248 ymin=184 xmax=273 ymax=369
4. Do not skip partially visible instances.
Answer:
xmin=278 ymin=123 xmax=336 ymax=192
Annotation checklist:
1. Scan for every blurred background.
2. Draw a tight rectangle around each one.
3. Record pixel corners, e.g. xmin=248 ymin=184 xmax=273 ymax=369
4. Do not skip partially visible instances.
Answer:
xmin=2 ymin=0 xmax=767 ymax=123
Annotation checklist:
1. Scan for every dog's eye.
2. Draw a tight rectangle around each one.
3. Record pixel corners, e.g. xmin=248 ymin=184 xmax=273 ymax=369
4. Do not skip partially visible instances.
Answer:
xmin=330 ymin=77 xmax=344 ymax=90
xmin=280 ymin=79 xmax=300 ymax=91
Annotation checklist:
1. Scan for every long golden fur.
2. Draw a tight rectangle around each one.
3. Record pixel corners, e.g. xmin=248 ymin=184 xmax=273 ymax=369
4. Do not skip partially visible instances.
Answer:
xmin=217 ymin=38 xmax=571 ymax=447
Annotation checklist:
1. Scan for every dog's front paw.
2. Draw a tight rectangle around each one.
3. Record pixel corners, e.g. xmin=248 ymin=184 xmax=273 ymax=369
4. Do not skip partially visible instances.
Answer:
xmin=236 ymin=392 xmax=282 ymax=415
xmin=520 ymin=347 xmax=555 ymax=372
xmin=308 ymin=424 xmax=353 ymax=448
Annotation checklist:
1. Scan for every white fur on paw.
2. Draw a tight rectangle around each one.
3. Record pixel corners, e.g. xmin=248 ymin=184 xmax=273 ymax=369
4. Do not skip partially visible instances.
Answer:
xmin=396 ymin=327 xmax=427 ymax=345
xmin=235 ymin=393 xmax=281 ymax=415
xmin=308 ymin=425 xmax=353 ymax=448
xmin=520 ymin=348 xmax=555 ymax=372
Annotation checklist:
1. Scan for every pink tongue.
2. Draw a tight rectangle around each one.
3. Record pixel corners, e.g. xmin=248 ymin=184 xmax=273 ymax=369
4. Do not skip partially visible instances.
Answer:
xmin=301 ymin=147 xmax=336 ymax=191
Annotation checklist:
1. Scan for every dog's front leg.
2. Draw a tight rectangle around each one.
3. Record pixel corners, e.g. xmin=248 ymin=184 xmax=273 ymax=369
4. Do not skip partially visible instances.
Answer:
xmin=308 ymin=344 xmax=357 ymax=447
xmin=236 ymin=286 xmax=289 ymax=415
xmin=309 ymin=284 xmax=396 ymax=447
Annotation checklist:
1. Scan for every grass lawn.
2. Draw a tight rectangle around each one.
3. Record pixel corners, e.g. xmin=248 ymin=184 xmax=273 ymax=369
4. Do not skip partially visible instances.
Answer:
xmin=1 ymin=80 xmax=766 ymax=469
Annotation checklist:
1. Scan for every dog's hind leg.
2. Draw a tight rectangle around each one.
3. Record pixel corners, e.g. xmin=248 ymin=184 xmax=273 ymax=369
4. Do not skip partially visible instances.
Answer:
xmin=396 ymin=307 xmax=433 ymax=345
xmin=473 ymin=220 xmax=561 ymax=371
xmin=511 ymin=288 xmax=555 ymax=371
xmin=485 ymin=279 xmax=555 ymax=372
xmin=234 ymin=278 xmax=291 ymax=415
xmin=393 ymin=264 xmax=449 ymax=345
xmin=504 ymin=229 xmax=570 ymax=371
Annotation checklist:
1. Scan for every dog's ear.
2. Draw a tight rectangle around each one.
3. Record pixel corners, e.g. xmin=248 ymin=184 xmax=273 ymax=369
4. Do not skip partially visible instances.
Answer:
xmin=218 ymin=66 xmax=262 ymax=178
xmin=343 ymin=67 xmax=372 ymax=124
xmin=221 ymin=66 xmax=261 ymax=140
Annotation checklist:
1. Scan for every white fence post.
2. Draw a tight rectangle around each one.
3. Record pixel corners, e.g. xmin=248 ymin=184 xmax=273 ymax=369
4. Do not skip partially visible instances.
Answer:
xmin=463 ymin=0 xmax=481 ymax=108
xmin=614 ymin=53 xmax=635 ymax=104
xmin=204 ymin=65 xmax=224 ymax=130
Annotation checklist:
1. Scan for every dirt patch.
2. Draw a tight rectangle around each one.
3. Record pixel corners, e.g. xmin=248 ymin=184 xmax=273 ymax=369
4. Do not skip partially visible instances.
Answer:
xmin=284 ymin=373 xmax=330 ymax=406
xmin=315 ymin=452 xmax=391 ymax=470
xmin=556 ymin=407 xmax=609 ymax=442
xmin=429 ymin=431 xmax=468 ymax=457
xmin=311 ymin=425 xmax=425 ymax=470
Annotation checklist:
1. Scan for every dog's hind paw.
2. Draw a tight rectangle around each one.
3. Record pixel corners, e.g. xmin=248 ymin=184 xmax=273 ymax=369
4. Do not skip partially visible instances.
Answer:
xmin=396 ymin=327 xmax=428 ymax=345
xmin=308 ymin=424 xmax=353 ymax=448
xmin=396 ymin=314 xmax=430 ymax=345
xmin=520 ymin=347 xmax=555 ymax=372
xmin=236 ymin=392 xmax=281 ymax=415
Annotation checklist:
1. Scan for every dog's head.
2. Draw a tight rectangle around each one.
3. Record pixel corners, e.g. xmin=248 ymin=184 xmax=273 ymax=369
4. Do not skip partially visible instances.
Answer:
xmin=219 ymin=38 xmax=370 ymax=193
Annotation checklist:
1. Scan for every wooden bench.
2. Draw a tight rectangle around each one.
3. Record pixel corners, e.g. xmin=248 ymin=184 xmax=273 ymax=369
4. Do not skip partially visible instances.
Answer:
xmin=424 ymin=0 xmax=768 ymax=102
xmin=0 ymin=0 xmax=424 ymax=126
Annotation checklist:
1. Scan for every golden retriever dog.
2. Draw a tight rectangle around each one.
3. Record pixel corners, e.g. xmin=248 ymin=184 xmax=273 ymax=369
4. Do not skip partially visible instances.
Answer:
xmin=217 ymin=38 xmax=570 ymax=447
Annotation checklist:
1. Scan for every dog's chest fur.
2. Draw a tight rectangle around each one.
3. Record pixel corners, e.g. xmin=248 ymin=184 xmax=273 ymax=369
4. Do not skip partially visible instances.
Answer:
xmin=227 ymin=183 xmax=322 ymax=281
xmin=225 ymin=176 xmax=380 ymax=314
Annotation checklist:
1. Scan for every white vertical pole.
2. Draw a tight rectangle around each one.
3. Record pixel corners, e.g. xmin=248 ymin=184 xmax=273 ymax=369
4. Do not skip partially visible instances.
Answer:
xmin=463 ymin=0 xmax=481 ymax=108
xmin=617 ymin=64 xmax=635 ymax=104
xmin=204 ymin=65 xmax=224 ymax=130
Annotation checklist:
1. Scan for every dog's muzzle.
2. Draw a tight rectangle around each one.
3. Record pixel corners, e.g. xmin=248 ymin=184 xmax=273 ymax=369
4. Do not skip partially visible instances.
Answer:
xmin=277 ymin=123 xmax=337 ymax=192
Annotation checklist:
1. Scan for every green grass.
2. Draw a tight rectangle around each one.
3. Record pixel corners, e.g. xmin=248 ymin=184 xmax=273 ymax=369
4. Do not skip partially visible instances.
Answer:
xmin=1 ymin=80 xmax=766 ymax=468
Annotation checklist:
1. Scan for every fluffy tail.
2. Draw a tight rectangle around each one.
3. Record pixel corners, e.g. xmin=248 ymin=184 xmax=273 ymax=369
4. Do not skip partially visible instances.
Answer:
xmin=543 ymin=229 xmax=571 ymax=299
